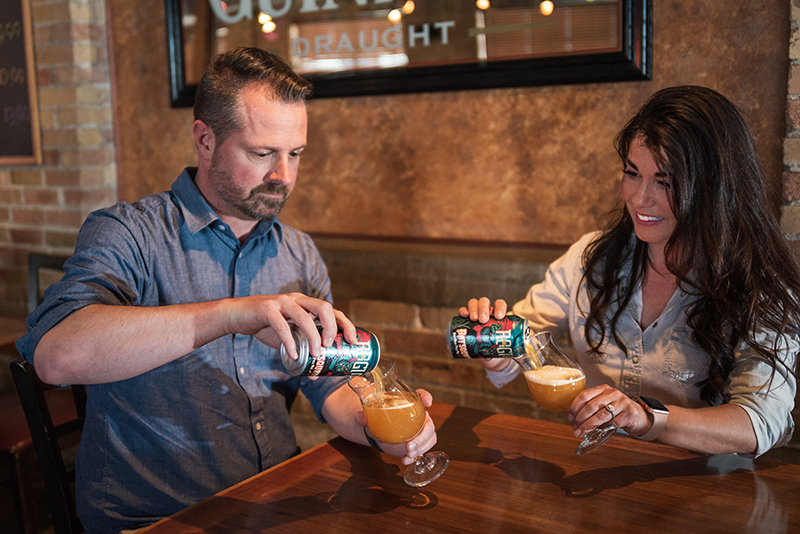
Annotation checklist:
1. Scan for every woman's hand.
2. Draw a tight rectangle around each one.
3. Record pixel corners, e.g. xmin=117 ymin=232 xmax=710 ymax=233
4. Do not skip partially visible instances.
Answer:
xmin=458 ymin=297 xmax=509 ymax=323
xmin=567 ymin=384 xmax=652 ymax=439
xmin=458 ymin=297 xmax=512 ymax=372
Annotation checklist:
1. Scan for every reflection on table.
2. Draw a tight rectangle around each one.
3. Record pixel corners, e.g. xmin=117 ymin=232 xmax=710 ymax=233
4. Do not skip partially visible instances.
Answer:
xmin=139 ymin=403 xmax=800 ymax=533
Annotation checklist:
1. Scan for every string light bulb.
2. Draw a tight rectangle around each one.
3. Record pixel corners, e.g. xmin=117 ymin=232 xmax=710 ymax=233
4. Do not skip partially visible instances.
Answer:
xmin=540 ymin=0 xmax=554 ymax=16
xmin=476 ymin=0 xmax=490 ymax=9
xmin=388 ymin=8 xmax=402 ymax=22
xmin=402 ymin=1 xmax=415 ymax=14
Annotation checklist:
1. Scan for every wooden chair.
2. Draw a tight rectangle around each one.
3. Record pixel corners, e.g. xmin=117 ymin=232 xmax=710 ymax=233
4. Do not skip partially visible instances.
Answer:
xmin=0 ymin=251 xmax=75 ymax=533
xmin=0 ymin=389 xmax=41 ymax=534
xmin=10 ymin=360 xmax=86 ymax=534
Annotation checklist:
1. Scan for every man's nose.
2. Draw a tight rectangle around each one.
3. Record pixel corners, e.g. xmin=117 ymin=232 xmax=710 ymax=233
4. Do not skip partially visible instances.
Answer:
xmin=268 ymin=157 xmax=291 ymax=183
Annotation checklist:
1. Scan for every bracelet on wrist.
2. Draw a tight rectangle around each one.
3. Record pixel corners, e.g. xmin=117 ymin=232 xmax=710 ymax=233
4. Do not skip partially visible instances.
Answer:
xmin=364 ymin=427 xmax=383 ymax=452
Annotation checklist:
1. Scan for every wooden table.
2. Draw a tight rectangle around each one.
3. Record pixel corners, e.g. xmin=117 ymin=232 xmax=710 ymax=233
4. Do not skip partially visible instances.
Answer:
xmin=0 ymin=316 xmax=26 ymax=351
xmin=139 ymin=403 xmax=800 ymax=533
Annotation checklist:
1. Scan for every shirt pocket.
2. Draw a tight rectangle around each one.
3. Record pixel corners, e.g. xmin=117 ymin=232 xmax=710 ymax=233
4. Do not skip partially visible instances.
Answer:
xmin=663 ymin=327 xmax=711 ymax=386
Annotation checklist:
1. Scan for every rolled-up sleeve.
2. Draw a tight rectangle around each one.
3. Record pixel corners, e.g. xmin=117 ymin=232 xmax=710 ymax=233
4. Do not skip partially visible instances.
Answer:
xmin=729 ymin=330 xmax=798 ymax=457
xmin=16 ymin=210 xmax=145 ymax=364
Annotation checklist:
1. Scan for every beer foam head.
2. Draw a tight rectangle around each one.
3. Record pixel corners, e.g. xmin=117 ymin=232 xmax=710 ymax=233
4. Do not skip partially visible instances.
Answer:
xmin=525 ymin=365 xmax=584 ymax=385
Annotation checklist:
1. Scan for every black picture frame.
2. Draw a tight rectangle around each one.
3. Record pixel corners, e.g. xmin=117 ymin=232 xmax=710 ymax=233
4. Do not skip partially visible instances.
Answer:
xmin=1 ymin=0 xmax=42 ymax=164
xmin=165 ymin=0 xmax=651 ymax=107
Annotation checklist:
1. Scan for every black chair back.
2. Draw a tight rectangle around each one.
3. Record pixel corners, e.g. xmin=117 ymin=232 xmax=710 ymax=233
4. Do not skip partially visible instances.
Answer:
xmin=27 ymin=253 xmax=69 ymax=314
xmin=10 ymin=359 xmax=86 ymax=534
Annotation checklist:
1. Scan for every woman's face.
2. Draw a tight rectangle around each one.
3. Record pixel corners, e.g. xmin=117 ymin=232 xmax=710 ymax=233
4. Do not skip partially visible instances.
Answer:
xmin=620 ymin=137 xmax=677 ymax=255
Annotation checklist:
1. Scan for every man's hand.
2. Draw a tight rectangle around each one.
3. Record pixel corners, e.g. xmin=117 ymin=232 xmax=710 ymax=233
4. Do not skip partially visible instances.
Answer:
xmin=355 ymin=389 xmax=439 ymax=465
xmin=227 ymin=293 xmax=356 ymax=359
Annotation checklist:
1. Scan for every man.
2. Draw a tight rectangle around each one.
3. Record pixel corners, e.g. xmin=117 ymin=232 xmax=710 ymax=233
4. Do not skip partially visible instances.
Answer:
xmin=17 ymin=47 xmax=437 ymax=534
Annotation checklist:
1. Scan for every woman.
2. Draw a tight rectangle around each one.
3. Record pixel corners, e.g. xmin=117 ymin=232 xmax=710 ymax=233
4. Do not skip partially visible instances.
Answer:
xmin=464 ymin=86 xmax=800 ymax=457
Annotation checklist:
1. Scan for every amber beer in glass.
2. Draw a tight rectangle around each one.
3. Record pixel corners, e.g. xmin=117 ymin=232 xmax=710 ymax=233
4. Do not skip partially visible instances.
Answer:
xmin=518 ymin=332 xmax=617 ymax=454
xmin=523 ymin=365 xmax=586 ymax=412
xmin=514 ymin=332 xmax=586 ymax=412
xmin=361 ymin=391 xmax=426 ymax=443
xmin=349 ymin=356 xmax=449 ymax=486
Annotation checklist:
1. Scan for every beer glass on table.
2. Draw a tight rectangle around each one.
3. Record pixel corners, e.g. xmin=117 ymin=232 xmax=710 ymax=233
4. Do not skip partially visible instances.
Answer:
xmin=515 ymin=332 xmax=617 ymax=454
xmin=349 ymin=356 xmax=449 ymax=486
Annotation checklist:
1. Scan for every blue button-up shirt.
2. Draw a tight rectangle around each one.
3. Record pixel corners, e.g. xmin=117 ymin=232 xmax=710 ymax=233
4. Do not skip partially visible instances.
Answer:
xmin=17 ymin=168 xmax=347 ymax=534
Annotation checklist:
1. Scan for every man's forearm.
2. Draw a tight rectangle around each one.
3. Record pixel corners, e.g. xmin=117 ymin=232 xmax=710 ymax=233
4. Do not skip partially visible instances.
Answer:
xmin=33 ymin=301 xmax=233 ymax=384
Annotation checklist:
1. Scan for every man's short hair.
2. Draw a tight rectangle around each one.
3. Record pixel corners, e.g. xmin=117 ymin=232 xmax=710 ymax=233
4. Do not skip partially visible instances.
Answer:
xmin=193 ymin=47 xmax=312 ymax=147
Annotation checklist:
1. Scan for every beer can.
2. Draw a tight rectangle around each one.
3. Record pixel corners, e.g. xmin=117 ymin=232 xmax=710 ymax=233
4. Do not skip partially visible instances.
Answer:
xmin=448 ymin=315 xmax=529 ymax=359
xmin=280 ymin=326 xmax=380 ymax=377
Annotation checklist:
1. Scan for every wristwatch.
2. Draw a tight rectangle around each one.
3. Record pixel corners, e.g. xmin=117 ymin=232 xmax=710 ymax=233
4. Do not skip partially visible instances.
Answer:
xmin=635 ymin=396 xmax=669 ymax=441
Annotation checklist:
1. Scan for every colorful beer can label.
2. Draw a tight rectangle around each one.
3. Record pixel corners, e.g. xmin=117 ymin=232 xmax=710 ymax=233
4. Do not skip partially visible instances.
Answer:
xmin=281 ymin=326 xmax=380 ymax=376
xmin=448 ymin=315 xmax=528 ymax=358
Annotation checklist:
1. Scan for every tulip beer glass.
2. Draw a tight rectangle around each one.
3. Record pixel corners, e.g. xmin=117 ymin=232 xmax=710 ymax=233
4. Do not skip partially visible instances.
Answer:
xmin=349 ymin=356 xmax=449 ymax=486
xmin=515 ymin=332 xmax=617 ymax=454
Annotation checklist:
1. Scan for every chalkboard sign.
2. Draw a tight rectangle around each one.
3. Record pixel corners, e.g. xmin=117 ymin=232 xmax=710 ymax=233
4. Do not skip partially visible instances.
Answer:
xmin=0 ymin=0 xmax=41 ymax=165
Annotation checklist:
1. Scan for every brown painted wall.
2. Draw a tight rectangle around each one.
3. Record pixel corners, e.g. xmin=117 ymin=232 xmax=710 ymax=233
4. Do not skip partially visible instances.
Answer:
xmin=108 ymin=1 xmax=789 ymax=247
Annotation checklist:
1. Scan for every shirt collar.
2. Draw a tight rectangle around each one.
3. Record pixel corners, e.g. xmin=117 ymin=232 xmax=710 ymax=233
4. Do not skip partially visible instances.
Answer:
xmin=171 ymin=167 xmax=283 ymax=243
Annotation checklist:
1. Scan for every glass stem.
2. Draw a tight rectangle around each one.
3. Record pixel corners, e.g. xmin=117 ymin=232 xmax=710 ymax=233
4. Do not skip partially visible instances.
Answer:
xmin=414 ymin=454 xmax=434 ymax=474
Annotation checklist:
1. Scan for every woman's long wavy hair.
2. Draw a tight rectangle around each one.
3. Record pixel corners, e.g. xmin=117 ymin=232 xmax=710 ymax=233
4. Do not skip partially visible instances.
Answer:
xmin=581 ymin=85 xmax=800 ymax=404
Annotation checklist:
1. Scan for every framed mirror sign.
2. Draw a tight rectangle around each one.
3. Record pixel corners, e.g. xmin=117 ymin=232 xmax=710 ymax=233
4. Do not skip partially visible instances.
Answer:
xmin=165 ymin=0 xmax=651 ymax=105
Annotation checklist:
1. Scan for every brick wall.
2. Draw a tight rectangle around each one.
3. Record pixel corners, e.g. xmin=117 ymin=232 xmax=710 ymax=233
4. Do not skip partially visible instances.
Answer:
xmin=0 ymin=0 xmax=115 ymax=319
xmin=785 ymin=2 xmax=800 ymax=250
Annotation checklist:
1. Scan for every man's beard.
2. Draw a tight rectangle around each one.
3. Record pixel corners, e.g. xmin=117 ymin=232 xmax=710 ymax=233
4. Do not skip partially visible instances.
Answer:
xmin=239 ymin=182 xmax=290 ymax=220
xmin=208 ymin=163 xmax=290 ymax=221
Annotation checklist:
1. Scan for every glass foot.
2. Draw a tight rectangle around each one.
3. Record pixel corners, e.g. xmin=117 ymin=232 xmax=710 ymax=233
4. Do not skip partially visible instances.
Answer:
xmin=404 ymin=451 xmax=449 ymax=487
xmin=575 ymin=425 xmax=617 ymax=455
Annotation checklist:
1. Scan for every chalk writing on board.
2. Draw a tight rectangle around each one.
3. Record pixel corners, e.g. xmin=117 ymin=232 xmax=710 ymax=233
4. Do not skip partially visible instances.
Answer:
xmin=0 ymin=0 xmax=39 ymax=163
xmin=0 ymin=66 xmax=26 ymax=86
xmin=4 ymin=104 xmax=30 ymax=127
xmin=0 ymin=20 xmax=22 ymax=47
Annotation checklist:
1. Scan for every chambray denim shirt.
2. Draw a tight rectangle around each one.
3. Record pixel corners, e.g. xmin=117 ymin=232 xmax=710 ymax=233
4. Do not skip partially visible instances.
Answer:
xmin=488 ymin=232 xmax=797 ymax=457
xmin=17 ymin=168 xmax=347 ymax=534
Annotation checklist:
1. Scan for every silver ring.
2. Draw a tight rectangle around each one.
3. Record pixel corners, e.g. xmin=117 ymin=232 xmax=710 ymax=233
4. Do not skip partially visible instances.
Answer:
xmin=605 ymin=404 xmax=616 ymax=417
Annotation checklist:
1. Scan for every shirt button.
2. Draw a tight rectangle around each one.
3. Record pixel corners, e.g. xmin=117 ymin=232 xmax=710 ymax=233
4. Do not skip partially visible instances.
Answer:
xmin=256 ymin=422 xmax=262 ymax=431
xmin=239 ymin=367 xmax=246 ymax=375
xmin=632 ymin=356 xmax=640 ymax=364
xmin=652 ymin=322 xmax=658 ymax=328
xmin=218 ymin=224 xmax=226 ymax=231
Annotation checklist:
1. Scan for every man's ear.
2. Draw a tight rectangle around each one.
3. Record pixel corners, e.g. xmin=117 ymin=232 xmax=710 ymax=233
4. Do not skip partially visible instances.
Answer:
xmin=193 ymin=120 xmax=215 ymax=162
